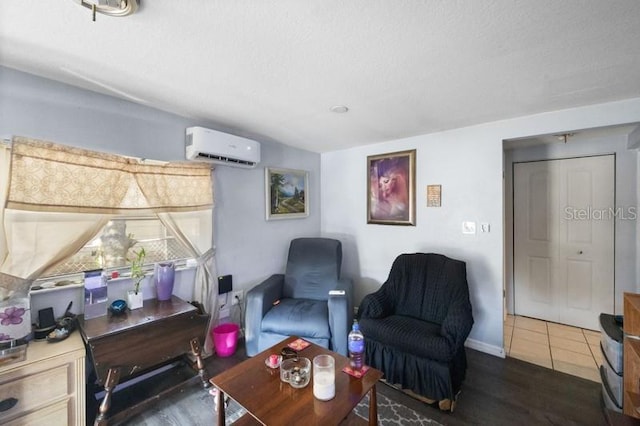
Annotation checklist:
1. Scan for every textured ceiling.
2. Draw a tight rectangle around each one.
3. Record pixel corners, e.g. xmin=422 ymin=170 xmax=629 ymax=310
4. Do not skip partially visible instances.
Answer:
xmin=2 ymin=1 xmax=640 ymax=152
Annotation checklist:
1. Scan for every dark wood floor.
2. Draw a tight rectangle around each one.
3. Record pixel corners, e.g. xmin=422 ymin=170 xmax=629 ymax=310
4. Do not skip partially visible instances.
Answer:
xmin=205 ymin=339 xmax=605 ymax=426
xmin=390 ymin=348 xmax=605 ymax=426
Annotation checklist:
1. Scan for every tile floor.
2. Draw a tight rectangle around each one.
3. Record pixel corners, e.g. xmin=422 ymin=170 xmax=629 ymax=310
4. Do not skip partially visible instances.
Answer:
xmin=504 ymin=314 xmax=601 ymax=383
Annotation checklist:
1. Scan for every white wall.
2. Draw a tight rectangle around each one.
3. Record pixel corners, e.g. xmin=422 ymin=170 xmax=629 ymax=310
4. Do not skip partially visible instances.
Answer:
xmin=504 ymin=135 xmax=637 ymax=316
xmin=0 ymin=66 xmax=322 ymax=319
xmin=5 ymin=65 xmax=640 ymax=355
xmin=321 ymin=97 xmax=640 ymax=357
xmin=214 ymin=142 xmax=321 ymax=290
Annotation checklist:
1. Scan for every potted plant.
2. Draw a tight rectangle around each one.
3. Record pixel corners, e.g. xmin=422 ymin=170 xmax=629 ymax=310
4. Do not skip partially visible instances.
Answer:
xmin=127 ymin=247 xmax=146 ymax=310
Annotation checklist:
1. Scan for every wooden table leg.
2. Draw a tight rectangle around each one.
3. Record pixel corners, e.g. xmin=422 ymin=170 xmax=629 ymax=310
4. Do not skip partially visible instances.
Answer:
xmin=217 ymin=387 xmax=225 ymax=426
xmin=368 ymin=383 xmax=377 ymax=426
xmin=95 ymin=367 xmax=120 ymax=426
xmin=190 ymin=338 xmax=211 ymax=389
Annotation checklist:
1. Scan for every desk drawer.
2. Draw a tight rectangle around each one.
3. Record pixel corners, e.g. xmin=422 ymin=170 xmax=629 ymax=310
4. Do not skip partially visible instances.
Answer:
xmin=4 ymin=399 xmax=69 ymax=426
xmin=0 ymin=364 xmax=68 ymax=421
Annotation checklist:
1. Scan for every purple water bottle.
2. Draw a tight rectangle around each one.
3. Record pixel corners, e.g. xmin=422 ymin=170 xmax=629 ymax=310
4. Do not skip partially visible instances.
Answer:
xmin=348 ymin=321 xmax=365 ymax=371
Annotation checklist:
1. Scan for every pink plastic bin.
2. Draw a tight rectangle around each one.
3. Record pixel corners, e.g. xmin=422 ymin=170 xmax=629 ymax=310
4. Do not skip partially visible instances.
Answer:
xmin=212 ymin=323 xmax=239 ymax=357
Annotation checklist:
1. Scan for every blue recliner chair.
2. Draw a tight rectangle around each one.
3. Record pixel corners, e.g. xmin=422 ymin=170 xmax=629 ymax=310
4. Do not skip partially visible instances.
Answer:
xmin=245 ymin=238 xmax=353 ymax=357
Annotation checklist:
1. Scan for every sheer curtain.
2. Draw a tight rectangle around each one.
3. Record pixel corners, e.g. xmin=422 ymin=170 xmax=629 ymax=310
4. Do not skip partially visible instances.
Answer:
xmin=0 ymin=143 xmax=11 ymax=270
xmin=158 ymin=210 xmax=218 ymax=353
xmin=0 ymin=137 xmax=217 ymax=344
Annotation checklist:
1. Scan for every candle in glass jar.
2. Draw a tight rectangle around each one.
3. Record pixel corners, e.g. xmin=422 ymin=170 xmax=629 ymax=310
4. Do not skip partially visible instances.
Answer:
xmin=269 ymin=354 xmax=279 ymax=367
xmin=313 ymin=371 xmax=335 ymax=400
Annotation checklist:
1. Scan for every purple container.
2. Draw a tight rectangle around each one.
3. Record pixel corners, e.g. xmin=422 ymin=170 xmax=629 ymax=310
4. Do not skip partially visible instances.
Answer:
xmin=155 ymin=262 xmax=175 ymax=301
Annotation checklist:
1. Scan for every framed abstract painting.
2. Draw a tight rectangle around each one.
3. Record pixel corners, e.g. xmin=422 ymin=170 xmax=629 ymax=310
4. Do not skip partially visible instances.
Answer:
xmin=367 ymin=149 xmax=416 ymax=225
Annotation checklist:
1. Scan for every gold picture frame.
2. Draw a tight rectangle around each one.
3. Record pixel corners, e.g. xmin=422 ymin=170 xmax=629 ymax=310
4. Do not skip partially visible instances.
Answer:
xmin=367 ymin=149 xmax=416 ymax=225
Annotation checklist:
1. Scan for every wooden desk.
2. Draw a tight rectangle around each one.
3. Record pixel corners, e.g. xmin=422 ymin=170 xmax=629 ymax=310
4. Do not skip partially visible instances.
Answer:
xmin=79 ymin=296 xmax=210 ymax=425
xmin=211 ymin=336 xmax=383 ymax=426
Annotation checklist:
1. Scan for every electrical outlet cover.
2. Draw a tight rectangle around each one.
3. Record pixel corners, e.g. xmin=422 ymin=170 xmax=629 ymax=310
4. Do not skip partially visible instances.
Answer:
xmin=462 ymin=221 xmax=476 ymax=234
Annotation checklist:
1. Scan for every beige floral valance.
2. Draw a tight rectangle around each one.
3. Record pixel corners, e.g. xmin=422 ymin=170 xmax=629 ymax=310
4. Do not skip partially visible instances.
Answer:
xmin=6 ymin=136 xmax=213 ymax=214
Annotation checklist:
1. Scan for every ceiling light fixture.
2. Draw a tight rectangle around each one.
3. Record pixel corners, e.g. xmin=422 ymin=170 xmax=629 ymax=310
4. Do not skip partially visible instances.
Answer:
xmin=72 ymin=0 xmax=138 ymax=21
xmin=330 ymin=105 xmax=349 ymax=114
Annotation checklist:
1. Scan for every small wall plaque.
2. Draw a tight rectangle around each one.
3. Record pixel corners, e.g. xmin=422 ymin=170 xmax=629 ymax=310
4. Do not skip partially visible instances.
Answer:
xmin=427 ymin=185 xmax=441 ymax=207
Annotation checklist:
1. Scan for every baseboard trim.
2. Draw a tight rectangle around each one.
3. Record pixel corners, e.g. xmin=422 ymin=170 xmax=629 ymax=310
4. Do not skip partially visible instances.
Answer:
xmin=465 ymin=338 xmax=505 ymax=358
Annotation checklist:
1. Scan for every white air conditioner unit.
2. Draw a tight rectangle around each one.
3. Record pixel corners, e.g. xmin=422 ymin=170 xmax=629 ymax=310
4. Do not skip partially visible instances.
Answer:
xmin=185 ymin=126 xmax=261 ymax=168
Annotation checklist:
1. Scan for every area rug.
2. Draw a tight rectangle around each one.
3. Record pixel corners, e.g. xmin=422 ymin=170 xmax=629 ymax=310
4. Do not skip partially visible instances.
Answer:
xmin=354 ymin=391 xmax=443 ymax=426
xmin=122 ymin=384 xmax=443 ymax=425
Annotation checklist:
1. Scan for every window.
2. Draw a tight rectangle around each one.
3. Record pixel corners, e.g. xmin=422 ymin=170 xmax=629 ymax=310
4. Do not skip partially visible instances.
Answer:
xmin=42 ymin=217 xmax=193 ymax=278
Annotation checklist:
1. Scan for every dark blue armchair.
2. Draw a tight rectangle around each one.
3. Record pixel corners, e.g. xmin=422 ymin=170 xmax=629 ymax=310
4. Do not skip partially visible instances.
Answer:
xmin=245 ymin=238 xmax=353 ymax=357
xmin=358 ymin=253 xmax=474 ymax=410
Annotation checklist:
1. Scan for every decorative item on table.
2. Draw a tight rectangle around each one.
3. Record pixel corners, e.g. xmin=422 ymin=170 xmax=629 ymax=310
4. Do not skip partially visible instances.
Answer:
xmin=33 ymin=323 xmax=56 ymax=341
xmin=109 ymin=299 xmax=128 ymax=315
xmin=46 ymin=317 xmax=75 ymax=342
xmin=342 ymin=364 xmax=371 ymax=378
xmin=47 ymin=301 xmax=78 ymax=343
xmin=0 ymin=273 xmax=33 ymax=365
xmin=313 ymin=354 xmax=335 ymax=401
xmin=127 ymin=247 xmax=146 ymax=310
xmin=287 ymin=338 xmax=310 ymax=351
xmin=280 ymin=357 xmax=311 ymax=388
xmin=265 ymin=354 xmax=282 ymax=369
xmin=280 ymin=347 xmax=298 ymax=361
xmin=84 ymin=269 xmax=108 ymax=319
xmin=33 ymin=307 xmax=56 ymax=341
xmin=154 ymin=261 xmax=175 ymax=301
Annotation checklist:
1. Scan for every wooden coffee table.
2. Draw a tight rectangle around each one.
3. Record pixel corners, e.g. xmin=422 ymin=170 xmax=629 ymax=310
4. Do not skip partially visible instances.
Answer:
xmin=210 ymin=335 xmax=383 ymax=425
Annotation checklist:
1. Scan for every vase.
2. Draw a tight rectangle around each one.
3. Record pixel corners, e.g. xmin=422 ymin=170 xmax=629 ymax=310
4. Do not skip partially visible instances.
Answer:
xmin=127 ymin=290 xmax=143 ymax=310
xmin=155 ymin=262 xmax=175 ymax=301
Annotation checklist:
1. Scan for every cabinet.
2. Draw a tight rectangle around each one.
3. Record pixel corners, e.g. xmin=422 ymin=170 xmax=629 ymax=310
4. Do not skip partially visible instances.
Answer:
xmin=623 ymin=293 xmax=640 ymax=418
xmin=600 ymin=313 xmax=624 ymax=412
xmin=0 ymin=333 xmax=85 ymax=425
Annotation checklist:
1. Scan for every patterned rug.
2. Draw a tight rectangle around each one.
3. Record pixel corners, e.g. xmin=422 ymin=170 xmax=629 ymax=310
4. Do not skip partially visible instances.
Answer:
xmin=224 ymin=389 xmax=442 ymax=426
xmin=122 ymin=383 xmax=443 ymax=425
xmin=354 ymin=391 xmax=443 ymax=426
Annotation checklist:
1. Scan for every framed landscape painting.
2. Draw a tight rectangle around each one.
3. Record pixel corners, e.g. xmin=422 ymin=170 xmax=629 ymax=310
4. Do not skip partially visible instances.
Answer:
xmin=367 ymin=149 xmax=416 ymax=225
xmin=265 ymin=167 xmax=309 ymax=220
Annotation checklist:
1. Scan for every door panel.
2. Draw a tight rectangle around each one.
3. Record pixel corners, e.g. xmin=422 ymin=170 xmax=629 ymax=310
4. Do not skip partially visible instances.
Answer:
xmin=566 ymin=170 xmax=592 ymax=243
xmin=566 ymin=259 xmax=592 ymax=310
xmin=529 ymin=171 xmax=551 ymax=241
xmin=514 ymin=155 xmax=614 ymax=330
xmin=529 ymin=256 xmax=552 ymax=303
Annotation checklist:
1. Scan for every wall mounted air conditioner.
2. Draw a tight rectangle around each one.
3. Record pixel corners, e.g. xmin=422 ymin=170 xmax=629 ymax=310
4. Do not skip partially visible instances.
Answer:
xmin=185 ymin=126 xmax=261 ymax=168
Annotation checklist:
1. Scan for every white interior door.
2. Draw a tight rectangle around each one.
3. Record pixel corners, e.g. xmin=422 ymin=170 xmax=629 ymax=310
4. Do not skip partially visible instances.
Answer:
xmin=513 ymin=155 xmax=614 ymax=330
